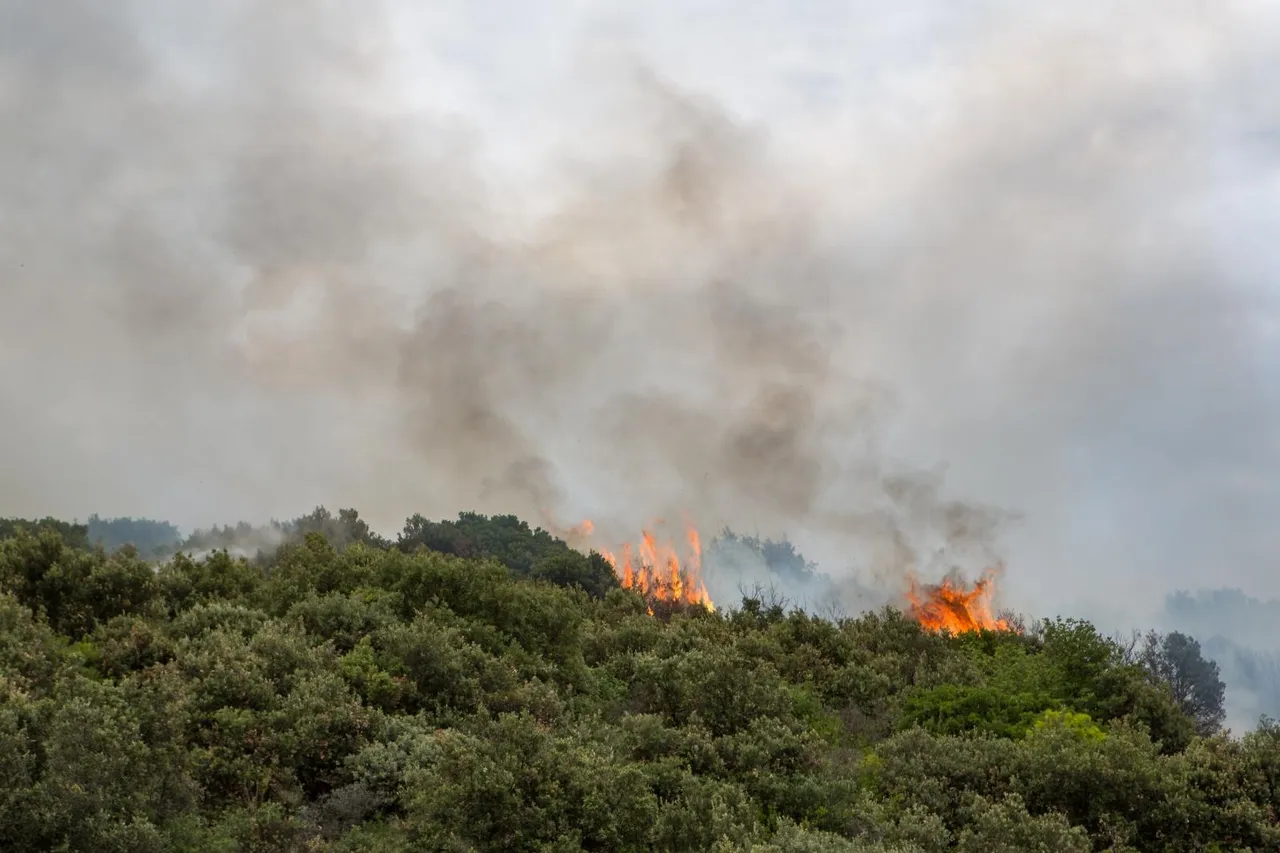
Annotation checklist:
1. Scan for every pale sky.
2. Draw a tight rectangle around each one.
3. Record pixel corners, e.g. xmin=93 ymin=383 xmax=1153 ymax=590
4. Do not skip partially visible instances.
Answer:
xmin=3 ymin=0 xmax=1280 ymax=626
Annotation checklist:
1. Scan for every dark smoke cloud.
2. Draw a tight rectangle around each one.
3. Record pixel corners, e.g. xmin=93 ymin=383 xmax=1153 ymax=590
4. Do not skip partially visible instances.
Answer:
xmin=3 ymin=1 xmax=1279 ymax=619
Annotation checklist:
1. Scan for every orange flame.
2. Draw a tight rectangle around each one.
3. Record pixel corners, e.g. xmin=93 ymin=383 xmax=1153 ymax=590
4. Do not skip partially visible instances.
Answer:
xmin=543 ymin=513 xmax=596 ymax=545
xmin=588 ymin=520 xmax=714 ymax=611
xmin=904 ymin=570 xmax=1013 ymax=633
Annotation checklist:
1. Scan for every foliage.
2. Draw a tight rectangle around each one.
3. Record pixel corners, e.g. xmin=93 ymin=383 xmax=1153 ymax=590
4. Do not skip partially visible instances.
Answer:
xmin=0 ymin=511 xmax=1276 ymax=851
xmin=0 ymin=516 xmax=90 ymax=549
xmin=87 ymin=514 xmax=183 ymax=556
xmin=1139 ymin=629 xmax=1228 ymax=735
xmin=898 ymin=684 xmax=1060 ymax=739
xmin=179 ymin=507 xmax=388 ymax=563
xmin=399 ymin=510 xmax=618 ymax=598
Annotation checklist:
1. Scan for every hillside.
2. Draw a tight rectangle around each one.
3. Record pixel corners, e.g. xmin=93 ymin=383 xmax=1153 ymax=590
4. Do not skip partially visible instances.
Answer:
xmin=1 ymin=512 xmax=1278 ymax=852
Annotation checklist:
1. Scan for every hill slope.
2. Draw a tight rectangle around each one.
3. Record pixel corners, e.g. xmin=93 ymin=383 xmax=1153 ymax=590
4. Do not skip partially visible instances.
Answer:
xmin=1 ymin=512 xmax=1277 ymax=851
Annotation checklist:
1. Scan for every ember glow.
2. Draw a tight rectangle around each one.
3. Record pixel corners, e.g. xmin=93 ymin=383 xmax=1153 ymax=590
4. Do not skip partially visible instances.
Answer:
xmin=905 ymin=570 xmax=1013 ymax=633
xmin=595 ymin=522 xmax=714 ymax=611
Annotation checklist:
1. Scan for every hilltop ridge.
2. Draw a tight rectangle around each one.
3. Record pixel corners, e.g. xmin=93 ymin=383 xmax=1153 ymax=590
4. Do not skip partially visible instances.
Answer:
xmin=0 ymin=510 xmax=1275 ymax=851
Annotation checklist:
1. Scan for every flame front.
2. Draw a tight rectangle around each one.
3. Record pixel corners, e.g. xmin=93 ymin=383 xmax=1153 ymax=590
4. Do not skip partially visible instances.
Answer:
xmin=595 ymin=521 xmax=714 ymax=611
xmin=905 ymin=570 xmax=1012 ymax=633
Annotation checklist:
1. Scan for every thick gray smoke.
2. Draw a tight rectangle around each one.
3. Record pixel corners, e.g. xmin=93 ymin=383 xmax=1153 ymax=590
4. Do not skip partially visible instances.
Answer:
xmin=3 ymin=1 xmax=1279 ymax=620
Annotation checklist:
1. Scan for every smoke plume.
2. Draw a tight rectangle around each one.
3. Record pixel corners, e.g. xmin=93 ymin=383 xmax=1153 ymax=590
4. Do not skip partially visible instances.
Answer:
xmin=3 ymin=1 xmax=1279 ymax=618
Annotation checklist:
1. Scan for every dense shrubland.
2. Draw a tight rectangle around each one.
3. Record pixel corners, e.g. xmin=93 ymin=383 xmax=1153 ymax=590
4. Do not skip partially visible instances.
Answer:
xmin=1 ymin=511 xmax=1276 ymax=852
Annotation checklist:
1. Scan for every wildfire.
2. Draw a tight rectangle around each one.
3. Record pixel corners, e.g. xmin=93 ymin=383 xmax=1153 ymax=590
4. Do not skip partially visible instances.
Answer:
xmin=904 ymin=570 xmax=1013 ymax=633
xmin=593 ymin=521 xmax=715 ymax=611
xmin=566 ymin=519 xmax=594 ymax=538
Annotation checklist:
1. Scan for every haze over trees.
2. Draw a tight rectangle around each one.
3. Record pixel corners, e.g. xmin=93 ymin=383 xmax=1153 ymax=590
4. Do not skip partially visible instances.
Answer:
xmin=0 ymin=509 xmax=1275 ymax=851
xmin=1157 ymin=589 xmax=1280 ymax=730
xmin=1134 ymin=631 xmax=1227 ymax=735
xmin=85 ymin=515 xmax=183 ymax=557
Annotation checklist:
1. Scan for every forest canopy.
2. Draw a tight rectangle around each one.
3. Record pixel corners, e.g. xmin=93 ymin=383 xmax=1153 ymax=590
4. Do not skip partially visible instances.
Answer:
xmin=0 ymin=509 xmax=1276 ymax=852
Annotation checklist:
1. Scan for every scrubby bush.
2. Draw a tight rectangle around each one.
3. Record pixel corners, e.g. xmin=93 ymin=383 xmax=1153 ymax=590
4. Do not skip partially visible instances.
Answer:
xmin=0 ymin=511 xmax=1275 ymax=851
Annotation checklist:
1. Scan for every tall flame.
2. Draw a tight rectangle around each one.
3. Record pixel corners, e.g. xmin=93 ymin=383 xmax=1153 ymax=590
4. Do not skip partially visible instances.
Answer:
xmin=592 ymin=520 xmax=714 ymax=611
xmin=904 ymin=570 xmax=1012 ymax=633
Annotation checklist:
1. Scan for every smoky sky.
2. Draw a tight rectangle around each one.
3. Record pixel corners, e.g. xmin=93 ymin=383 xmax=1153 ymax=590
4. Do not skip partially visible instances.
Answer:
xmin=3 ymin=0 xmax=1280 ymax=622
